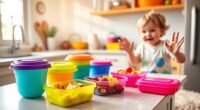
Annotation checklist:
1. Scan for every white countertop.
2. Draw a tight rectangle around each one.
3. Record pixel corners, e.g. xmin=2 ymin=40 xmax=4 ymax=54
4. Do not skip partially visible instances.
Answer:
xmin=0 ymin=74 xmax=186 ymax=110
xmin=0 ymin=50 xmax=126 ymax=66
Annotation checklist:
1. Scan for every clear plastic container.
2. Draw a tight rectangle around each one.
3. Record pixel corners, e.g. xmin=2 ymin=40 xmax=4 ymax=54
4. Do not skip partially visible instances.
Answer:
xmin=44 ymin=80 xmax=96 ymax=107
xmin=85 ymin=75 xmax=127 ymax=96
xmin=136 ymin=77 xmax=180 ymax=95
xmin=111 ymin=71 xmax=147 ymax=88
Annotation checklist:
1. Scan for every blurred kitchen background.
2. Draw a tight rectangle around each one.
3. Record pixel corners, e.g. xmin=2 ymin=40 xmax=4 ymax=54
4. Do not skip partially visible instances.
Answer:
xmin=0 ymin=0 xmax=185 ymax=85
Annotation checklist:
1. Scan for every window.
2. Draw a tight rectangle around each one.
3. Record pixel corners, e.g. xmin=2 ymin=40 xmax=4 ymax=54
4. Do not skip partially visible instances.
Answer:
xmin=0 ymin=0 xmax=26 ymax=45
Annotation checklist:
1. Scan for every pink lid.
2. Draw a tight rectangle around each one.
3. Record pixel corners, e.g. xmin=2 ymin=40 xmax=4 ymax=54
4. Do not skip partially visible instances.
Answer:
xmin=136 ymin=77 xmax=180 ymax=88
xmin=91 ymin=60 xmax=112 ymax=65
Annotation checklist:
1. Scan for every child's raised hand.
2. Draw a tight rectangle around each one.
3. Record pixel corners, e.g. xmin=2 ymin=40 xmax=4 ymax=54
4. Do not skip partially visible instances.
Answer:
xmin=119 ymin=37 xmax=134 ymax=53
xmin=164 ymin=32 xmax=184 ymax=55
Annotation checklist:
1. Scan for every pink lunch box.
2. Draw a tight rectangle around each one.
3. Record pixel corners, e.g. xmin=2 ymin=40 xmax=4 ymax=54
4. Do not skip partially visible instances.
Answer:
xmin=111 ymin=71 xmax=147 ymax=88
xmin=136 ymin=77 xmax=181 ymax=95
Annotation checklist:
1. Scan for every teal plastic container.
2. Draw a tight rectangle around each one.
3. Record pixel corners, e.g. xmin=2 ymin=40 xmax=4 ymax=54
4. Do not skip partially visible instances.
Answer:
xmin=14 ymin=69 xmax=48 ymax=98
xmin=73 ymin=65 xmax=90 ymax=79
xmin=10 ymin=59 xmax=50 ymax=98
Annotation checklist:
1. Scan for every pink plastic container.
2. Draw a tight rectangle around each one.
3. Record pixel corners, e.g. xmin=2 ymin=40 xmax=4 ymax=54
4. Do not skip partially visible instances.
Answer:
xmin=136 ymin=77 xmax=181 ymax=95
xmin=85 ymin=75 xmax=127 ymax=96
xmin=111 ymin=71 xmax=146 ymax=87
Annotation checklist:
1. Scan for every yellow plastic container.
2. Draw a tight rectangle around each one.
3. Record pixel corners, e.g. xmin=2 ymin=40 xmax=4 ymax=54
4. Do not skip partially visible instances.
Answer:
xmin=106 ymin=43 xmax=120 ymax=50
xmin=44 ymin=80 xmax=96 ymax=107
xmin=47 ymin=62 xmax=77 ymax=83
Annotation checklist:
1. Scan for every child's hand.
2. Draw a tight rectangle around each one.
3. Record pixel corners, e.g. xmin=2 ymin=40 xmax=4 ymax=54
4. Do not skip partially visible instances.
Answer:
xmin=164 ymin=32 xmax=184 ymax=55
xmin=119 ymin=37 xmax=134 ymax=53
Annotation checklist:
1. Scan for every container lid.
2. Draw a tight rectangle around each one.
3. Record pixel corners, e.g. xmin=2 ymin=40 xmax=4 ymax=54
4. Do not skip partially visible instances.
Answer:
xmin=10 ymin=59 xmax=50 ymax=70
xmin=65 ymin=54 xmax=93 ymax=61
xmin=136 ymin=77 xmax=180 ymax=88
xmin=48 ymin=62 xmax=77 ymax=73
xmin=91 ymin=60 xmax=112 ymax=65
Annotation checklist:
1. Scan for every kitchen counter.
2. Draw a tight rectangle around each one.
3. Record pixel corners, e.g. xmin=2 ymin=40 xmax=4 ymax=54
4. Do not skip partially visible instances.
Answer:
xmin=0 ymin=74 xmax=186 ymax=110
xmin=0 ymin=50 xmax=126 ymax=66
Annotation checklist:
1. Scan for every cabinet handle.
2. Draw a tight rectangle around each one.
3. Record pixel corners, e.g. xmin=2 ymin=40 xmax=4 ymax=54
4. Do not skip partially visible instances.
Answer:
xmin=190 ymin=6 xmax=197 ymax=64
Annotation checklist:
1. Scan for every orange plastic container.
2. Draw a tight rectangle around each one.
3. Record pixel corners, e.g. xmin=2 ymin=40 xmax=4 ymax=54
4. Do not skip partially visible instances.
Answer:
xmin=137 ymin=0 xmax=164 ymax=7
xmin=47 ymin=62 xmax=77 ymax=83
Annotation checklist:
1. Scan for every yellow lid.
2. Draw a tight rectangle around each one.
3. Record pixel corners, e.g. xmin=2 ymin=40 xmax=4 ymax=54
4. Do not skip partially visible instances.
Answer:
xmin=65 ymin=54 xmax=93 ymax=61
xmin=48 ymin=62 xmax=77 ymax=73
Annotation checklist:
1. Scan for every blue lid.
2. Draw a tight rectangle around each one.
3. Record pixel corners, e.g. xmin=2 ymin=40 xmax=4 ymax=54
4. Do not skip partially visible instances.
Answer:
xmin=10 ymin=59 xmax=51 ymax=70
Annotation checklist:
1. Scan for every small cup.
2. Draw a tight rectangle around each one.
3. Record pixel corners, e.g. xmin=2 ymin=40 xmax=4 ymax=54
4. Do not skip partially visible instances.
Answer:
xmin=47 ymin=62 xmax=77 ymax=83
xmin=10 ymin=59 xmax=50 ymax=98
xmin=90 ymin=60 xmax=112 ymax=77
xmin=65 ymin=54 xmax=93 ymax=79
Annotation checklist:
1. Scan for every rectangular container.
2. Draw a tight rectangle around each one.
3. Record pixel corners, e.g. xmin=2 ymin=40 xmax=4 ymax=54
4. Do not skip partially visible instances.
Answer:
xmin=85 ymin=75 xmax=127 ymax=96
xmin=136 ymin=77 xmax=180 ymax=95
xmin=44 ymin=80 xmax=96 ymax=107
xmin=106 ymin=43 xmax=120 ymax=50
xmin=111 ymin=71 xmax=146 ymax=87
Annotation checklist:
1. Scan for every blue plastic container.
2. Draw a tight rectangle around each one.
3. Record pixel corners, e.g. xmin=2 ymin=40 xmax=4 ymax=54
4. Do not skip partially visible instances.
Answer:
xmin=90 ymin=60 xmax=112 ymax=77
xmin=73 ymin=65 xmax=90 ymax=79
xmin=10 ymin=59 xmax=50 ymax=98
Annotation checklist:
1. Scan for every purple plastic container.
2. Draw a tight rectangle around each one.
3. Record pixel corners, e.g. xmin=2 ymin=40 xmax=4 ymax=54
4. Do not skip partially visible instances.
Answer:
xmin=10 ymin=59 xmax=51 ymax=98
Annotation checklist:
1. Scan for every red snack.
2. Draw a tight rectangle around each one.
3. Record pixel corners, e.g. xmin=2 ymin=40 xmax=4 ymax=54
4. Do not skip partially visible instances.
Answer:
xmin=92 ymin=77 xmax=99 ymax=81
xmin=115 ymin=84 xmax=124 ymax=92
xmin=100 ymin=77 xmax=108 ymax=81
xmin=126 ymin=67 xmax=132 ymax=73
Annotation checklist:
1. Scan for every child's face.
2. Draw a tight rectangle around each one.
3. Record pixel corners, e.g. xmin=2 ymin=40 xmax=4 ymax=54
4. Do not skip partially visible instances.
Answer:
xmin=139 ymin=21 xmax=163 ymax=46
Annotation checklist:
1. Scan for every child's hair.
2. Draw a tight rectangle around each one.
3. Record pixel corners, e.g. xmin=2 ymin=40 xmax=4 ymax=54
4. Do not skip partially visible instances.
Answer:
xmin=137 ymin=11 xmax=169 ymax=36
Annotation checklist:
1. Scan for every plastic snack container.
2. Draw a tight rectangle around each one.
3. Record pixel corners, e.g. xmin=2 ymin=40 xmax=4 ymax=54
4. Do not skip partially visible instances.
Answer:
xmin=136 ymin=77 xmax=181 ymax=95
xmin=47 ymin=62 xmax=77 ymax=83
xmin=10 ymin=59 xmax=50 ymax=98
xmin=44 ymin=80 xmax=96 ymax=107
xmin=90 ymin=60 xmax=112 ymax=77
xmin=85 ymin=75 xmax=127 ymax=96
xmin=111 ymin=71 xmax=147 ymax=87
xmin=65 ymin=54 xmax=93 ymax=79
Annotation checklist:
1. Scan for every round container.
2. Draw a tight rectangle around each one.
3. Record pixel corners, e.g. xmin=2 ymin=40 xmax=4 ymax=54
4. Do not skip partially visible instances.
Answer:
xmin=10 ymin=59 xmax=50 ymax=98
xmin=90 ymin=60 xmax=112 ymax=77
xmin=47 ymin=62 xmax=77 ymax=83
xmin=65 ymin=54 xmax=93 ymax=79
xmin=73 ymin=65 xmax=91 ymax=79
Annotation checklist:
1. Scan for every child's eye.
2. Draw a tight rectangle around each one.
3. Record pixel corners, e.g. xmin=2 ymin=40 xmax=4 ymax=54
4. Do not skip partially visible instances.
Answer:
xmin=142 ymin=30 xmax=146 ymax=33
xmin=150 ymin=29 xmax=155 ymax=32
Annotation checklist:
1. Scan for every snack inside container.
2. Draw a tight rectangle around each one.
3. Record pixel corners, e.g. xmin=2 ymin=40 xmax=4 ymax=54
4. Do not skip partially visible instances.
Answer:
xmin=85 ymin=75 xmax=127 ymax=96
xmin=111 ymin=71 xmax=147 ymax=88
xmin=44 ymin=80 xmax=96 ymax=107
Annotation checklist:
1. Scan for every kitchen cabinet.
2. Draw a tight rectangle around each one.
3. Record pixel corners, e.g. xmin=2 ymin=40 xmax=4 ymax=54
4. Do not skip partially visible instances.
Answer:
xmin=91 ymin=0 xmax=184 ymax=16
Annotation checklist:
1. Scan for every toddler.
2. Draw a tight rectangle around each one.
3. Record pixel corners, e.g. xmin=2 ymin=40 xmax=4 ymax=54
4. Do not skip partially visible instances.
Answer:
xmin=119 ymin=11 xmax=185 ymax=74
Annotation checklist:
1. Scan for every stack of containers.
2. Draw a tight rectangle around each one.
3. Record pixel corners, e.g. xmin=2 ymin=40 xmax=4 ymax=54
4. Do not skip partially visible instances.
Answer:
xmin=10 ymin=59 xmax=51 ymax=98
xmin=47 ymin=62 xmax=77 ymax=83
xmin=65 ymin=54 xmax=93 ymax=79
xmin=90 ymin=60 xmax=112 ymax=77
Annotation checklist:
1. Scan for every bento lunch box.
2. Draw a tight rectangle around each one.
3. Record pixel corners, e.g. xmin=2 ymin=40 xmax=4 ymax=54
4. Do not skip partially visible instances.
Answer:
xmin=136 ymin=77 xmax=181 ymax=95
xmin=44 ymin=80 xmax=96 ymax=107
xmin=85 ymin=75 xmax=127 ymax=96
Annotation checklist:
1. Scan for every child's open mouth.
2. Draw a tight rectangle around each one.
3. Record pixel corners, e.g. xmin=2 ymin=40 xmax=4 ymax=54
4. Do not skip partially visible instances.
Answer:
xmin=145 ymin=38 xmax=154 ymax=41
